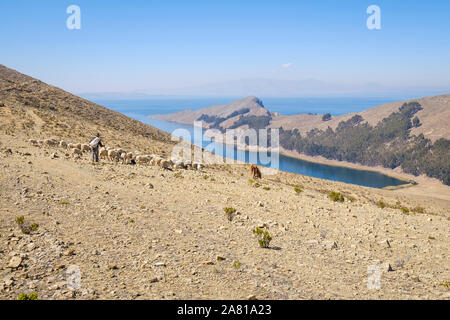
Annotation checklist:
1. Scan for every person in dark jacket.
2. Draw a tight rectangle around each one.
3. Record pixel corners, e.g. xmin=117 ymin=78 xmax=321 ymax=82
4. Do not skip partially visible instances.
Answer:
xmin=89 ymin=133 xmax=103 ymax=163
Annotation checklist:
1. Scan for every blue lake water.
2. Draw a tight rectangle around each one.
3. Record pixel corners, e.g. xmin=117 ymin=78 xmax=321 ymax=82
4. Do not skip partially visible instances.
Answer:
xmin=93 ymin=97 xmax=409 ymax=189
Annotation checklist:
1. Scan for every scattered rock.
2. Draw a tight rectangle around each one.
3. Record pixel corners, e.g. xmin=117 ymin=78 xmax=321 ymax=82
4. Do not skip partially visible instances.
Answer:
xmin=323 ymin=240 xmax=338 ymax=250
xmin=63 ymin=249 xmax=75 ymax=256
xmin=7 ymin=256 xmax=22 ymax=269
xmin=149 ymin=277 xmax=159 ymax=283
xmin=154 ymin=262 xmax=166 ymax=267
xmin=108 ymin=263 xmax=119 ymax=270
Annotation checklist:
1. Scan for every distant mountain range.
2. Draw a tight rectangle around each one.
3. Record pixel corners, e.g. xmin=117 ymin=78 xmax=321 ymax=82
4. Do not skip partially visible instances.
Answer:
xmin=80 ymin=78 xmax=450 ymax=99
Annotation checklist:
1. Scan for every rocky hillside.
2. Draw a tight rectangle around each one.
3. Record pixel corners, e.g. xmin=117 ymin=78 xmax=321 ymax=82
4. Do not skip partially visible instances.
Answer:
xmin=270 ymin=94 xmax=450 ymax=143
xmin=152 ymin=94 xmax=450 ymax=142
xmin=152 ymin=96 xmax=273 ymax=130
xmin=0 ymin=66 xmax=448 ymax=300
xmin=0 ymin=65 xmax=173 ymax=155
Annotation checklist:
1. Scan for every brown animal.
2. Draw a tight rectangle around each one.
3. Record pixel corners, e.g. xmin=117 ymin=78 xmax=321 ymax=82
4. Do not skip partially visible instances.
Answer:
xmin=250 ymin=164 xmax=261 ymax=179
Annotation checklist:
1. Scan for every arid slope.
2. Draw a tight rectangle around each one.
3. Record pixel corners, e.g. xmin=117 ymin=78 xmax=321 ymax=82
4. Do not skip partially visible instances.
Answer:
xmin=0 ymin=66 xmax=448 ymax=300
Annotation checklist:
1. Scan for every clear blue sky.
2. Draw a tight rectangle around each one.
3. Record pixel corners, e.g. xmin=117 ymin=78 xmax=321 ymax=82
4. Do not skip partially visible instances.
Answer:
xmin=1 ymin=0 xmax=449 ymax=95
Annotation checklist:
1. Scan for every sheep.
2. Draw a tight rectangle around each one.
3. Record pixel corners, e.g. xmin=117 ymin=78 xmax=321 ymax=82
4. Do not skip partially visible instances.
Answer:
xmin=99 ymin=147 xmax=108 ymax=160
xmin=120 ymin=152 xmax=128 ymax=164
xmin=81 ymin=144 xmax=91 ymax=153
xmin=74 ymin=143 xmax=82 ymax=150
xmin=184 ymin=160 xmax=192 ymax=170
xmin=193 ymin=162 xmax=203 ymax=170
xmin=44 ymin=139 xmax=59 ymax=147
xmin=28 ymin=139 xmax=38 ymax=146
xmin=150 ymin=156 xmax=162 ymax=166
xmin=71 ymin=148 xmax=82 ymax=157
xmin=67 ymin=143 xmax=74 ymax=149
xmin=59 ymin=140 xmax=68 ymax=149
xmin=160 ymin=159 xmax=171 ymax=169
xmin=126 ymin=152 xmax=135 ymax=164
xmin=107 ymin=150 xmax=119 ymax=162
xmin=136 ymin=155 xmax=150 ymax=164
xmin=173 ymin=160 xmax=185 ymax=170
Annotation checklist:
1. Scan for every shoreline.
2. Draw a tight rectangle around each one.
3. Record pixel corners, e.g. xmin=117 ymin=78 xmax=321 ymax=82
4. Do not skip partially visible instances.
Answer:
xmin=278 ymin=146 xmax=450 ymax=201
xmin=148 ymin=117 xmax=450 ymax=200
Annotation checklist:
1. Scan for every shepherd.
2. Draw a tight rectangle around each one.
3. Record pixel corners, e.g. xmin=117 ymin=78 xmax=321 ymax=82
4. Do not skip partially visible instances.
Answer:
xmin=89 ymin=133 xmax=103 ymax=163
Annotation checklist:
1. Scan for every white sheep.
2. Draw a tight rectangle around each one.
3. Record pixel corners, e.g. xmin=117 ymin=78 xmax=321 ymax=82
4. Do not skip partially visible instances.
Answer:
xmin=44 ymin=139 xmax=59 ymax=147
xmin=99 ymin=147 xmax=108 ymax=160
xmin=136 ymin=155 xmax=150 ymax=164
xmin=160 ymin=159 xmax=171 ymax=169
xmin=108 ymin=150 xmax=119 ymax=162
xmin=59 ymin=140 xmax=68 ymax=149
xmin=126 ymin=152 xmax=135 ymax=163
xmin=173 ymin=160 xmax=185 ymax=170
xmin=81 ymin=144 xmax=91 ymax=153
xmin=74 ymin=143 xmax=82 ymax=150
xmin=72 ymin=148 xmax=82 ymax=157
xmin=193 ymin=162 xmax=203 ymax=170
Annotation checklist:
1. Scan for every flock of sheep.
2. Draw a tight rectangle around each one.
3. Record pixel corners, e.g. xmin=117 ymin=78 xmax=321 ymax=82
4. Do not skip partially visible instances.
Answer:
xmin=27 ymin=138 xmax=203 ymax=170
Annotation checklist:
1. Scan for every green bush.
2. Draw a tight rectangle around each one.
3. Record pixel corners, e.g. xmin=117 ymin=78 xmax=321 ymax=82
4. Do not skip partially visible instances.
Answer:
xmin=15 ymin=216 xmax=25 ymax=225
xmin=376 ymin=200 xmax=387 ymax=209
xmin=223 ymin=207 xmax=237 ymax=221
xmin=294 ymin=186 xmax=303 ymax=194
xmin=412 ymin=206 xmax=425 ymax=214
xmin=401 ymin=207 xmax=410 ymax=214
xmin=263 ymin=186 xmax=271 ymax=191
xmin=322 ymin=113 xmax=332 ymax=121
xmin=328 ymin=191 xmax=344 ymax=202
xmin=252 ymin=227 xmax=272 ymax=248
xmin=18 ymin=292 xmax=38 ymax=300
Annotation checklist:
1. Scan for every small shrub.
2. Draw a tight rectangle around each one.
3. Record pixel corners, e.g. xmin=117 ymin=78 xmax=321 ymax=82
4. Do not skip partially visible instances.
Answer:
xmin=18 ymin=292 xmax=38 ymax=300
xmin=174 ymin=171 xmax=183 ymax=179
xmin=441 ymin=281 xmax=450 ymax=288
xmin=203 ymin=175 xmax=209 ymax=180
xmin=328 ymin=191 xmax=344 ymax=202
xmin=294 ymin=186 xmax=303 ymax=194
xmin=263 ymin=186 xmax=270 ymax=191
xmin=252 ymin=227 xmax=272 ymax=248
xmin=248 ymin=179 xmax=254 ymax=184
xmin=140 ymin=205 xmax=146 ymax=209
xmin=412 ymin=206 xmax=425 ymax=214
xmin=223 ymin=207 xmax=236 ymax=221
xmin=376 ymin=201 xmax=387 ymax=209
xmin=15 ymin=216 xmax=25 ymax=225
xmin=400 ymin=207 xmax=410 ymax=214
xmin=30 ymin=223 xmax=39 ymax=232
xmin=233 ymin=261 xmax=241 ymax=269
xmin=322 ymin=113 xmax=332 ymax=121
xmin=58 ymin=200 xmax=70 ymax=205
xmin=253 ymin=183 xmax=261 ymax=188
